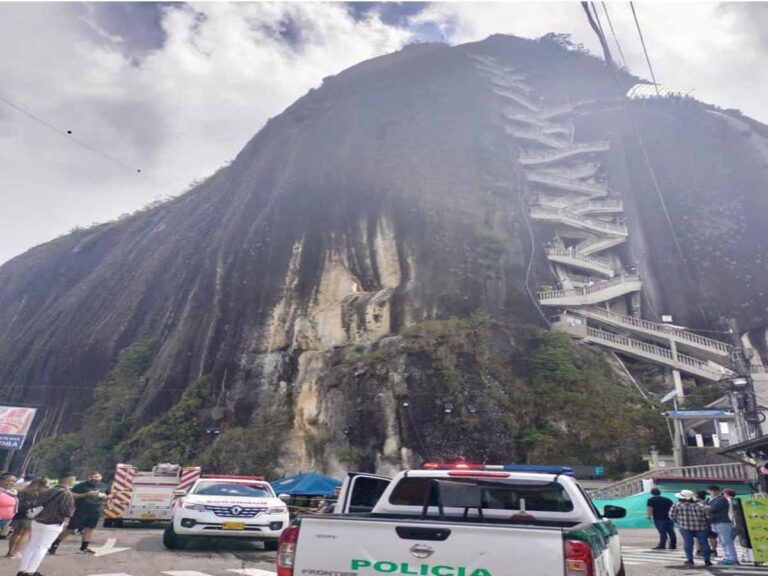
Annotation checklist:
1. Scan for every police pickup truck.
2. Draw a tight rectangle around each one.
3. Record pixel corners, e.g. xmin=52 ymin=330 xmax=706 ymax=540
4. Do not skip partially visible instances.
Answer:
xmin=276 ymin=464 xmax=626 ymax=576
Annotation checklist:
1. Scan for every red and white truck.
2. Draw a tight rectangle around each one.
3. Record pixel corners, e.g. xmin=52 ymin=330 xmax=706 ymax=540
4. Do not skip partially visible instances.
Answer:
xmin=277 ymin=463 xmax=627 ymax=576
xmin=104 ymin=463 xmax=201 ymax=526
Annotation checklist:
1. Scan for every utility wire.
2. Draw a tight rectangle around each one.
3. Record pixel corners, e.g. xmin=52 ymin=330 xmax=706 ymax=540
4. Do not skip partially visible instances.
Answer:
xmin=629 ymin=2 xmax=660 ymax=95
xmin=0 ymin=90 xmax=142 ymax=174
xmin=601 ymin=2 xmax=627 ymax=67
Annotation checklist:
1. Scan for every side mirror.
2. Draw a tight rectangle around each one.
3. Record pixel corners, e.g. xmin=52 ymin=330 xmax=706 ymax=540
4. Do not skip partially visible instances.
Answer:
xmin=173 ymin=489 xmax=188 ymax=497
xmin=603 ymin=505 xmax=626 ymax=519
xmin=278 ymin=493 xmax=291 ymax=503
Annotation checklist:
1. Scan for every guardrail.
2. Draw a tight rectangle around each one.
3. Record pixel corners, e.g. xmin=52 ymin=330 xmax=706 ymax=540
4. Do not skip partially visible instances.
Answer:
xmin=537 ymin=275 xmax=640 ymax=301
xmin=526 ymin=172 xmax=608 ymax=196
xmin=568 ymin=199 xmax=623 ymax=215
xmin=577 ymin=307 xmax=731 ymax=356
xmin=586 ymin=328 xmax=727 ymax=380
xmin=506 ymin=127 xmax=569 ymax=149
xmin=591 ymin=463 xmax=755 ymax=500
xmin=519 ymin=141 xmax=611 ymax=165
xmin=545 ymin=248 xmax=613 ymax=274
xmin=529 ymin=207 xmax=627 ymax=236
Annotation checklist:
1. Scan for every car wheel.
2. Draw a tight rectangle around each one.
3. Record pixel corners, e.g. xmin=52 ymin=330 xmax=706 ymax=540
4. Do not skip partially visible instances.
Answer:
xmin=163 ymin=524 xmax=188 ymax=550
xmin=617 ymin=561 xmax=626 ymax=576
xmin=263 ymin=539 xmax=279 ymax=552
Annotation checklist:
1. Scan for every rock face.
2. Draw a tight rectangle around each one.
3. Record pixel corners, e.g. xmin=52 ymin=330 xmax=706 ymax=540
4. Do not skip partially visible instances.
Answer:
xmin=2 ymin=34 xmax=768 ymax=474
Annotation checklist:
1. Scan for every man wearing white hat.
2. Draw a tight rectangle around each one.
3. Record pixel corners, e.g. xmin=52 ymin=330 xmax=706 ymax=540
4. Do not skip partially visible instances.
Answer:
xmin=670 ymin=489 xmax=712 ymax=567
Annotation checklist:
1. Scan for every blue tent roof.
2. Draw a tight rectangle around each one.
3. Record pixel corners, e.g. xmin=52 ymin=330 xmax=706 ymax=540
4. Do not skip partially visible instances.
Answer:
xmin=271 ymin=472 xmax=342 ymax=497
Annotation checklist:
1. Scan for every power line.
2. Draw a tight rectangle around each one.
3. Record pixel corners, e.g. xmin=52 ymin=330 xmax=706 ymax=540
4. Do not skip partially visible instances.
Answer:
xmin=629 ymin=2 xmax=660 ymax=96
xmin=601 ymin=2 xmax=627 ymax=67
xmin=0 ymin=90 xmax=142 ymax=174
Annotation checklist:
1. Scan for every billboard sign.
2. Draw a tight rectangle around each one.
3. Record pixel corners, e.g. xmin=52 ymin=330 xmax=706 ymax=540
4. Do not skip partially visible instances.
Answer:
xmin=0 ymin=406 xmax=37 ymax=450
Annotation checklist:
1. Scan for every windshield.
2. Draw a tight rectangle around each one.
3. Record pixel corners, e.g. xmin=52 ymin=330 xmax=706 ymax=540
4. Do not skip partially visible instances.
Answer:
xmin=192 ymin=482 xmax=272 ymax=497
xmin=389 ymin=477 xmax=573 ymax=512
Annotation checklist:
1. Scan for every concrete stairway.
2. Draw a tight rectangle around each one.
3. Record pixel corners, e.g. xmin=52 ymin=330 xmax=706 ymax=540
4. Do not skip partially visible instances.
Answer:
xmin=584 ymin=328 xmax=730 ymax=381
xmin=571 ymin=307 xmax=732 ymax=361
xmin=545 ymin=247 xmax=615 ymax=278
xmin=537 ymin=275 xmax=642 ymax=306
xmin=525 ymin=172 xmax=608 ymax=196
xmin=519 ymin=141 xmax=611 ymax=166
xmin=530 ymin=206 xmax=628 ymax=237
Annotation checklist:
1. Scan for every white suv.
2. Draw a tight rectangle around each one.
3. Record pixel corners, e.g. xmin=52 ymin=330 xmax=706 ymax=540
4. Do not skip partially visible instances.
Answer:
xmin=164 ymin=475 xmax=289 ymax=550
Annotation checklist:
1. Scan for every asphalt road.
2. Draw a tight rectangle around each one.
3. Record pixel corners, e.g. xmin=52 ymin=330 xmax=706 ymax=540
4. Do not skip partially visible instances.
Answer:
xmin=4 ymin=526 xmax=768 ymax=576
xmin=2 ymin=526 xmax=277 ymax=576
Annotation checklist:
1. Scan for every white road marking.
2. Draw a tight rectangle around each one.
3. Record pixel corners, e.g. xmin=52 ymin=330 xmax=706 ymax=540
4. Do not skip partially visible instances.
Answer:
xmin=228 ymin=570 xmax=278 ymax=576
xmin=162 ymin=572 xmax=218 ymax=576
xmin=90 ymin=573 xmax=135 ymax=576
xmin=92 ymin=537 xmax=131 ymax=557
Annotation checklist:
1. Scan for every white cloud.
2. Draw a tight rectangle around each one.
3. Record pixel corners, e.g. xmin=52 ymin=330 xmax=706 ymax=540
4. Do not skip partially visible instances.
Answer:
xmin=0 ymin=2 xmax=412 ymax=263
xmin=1 ymin=2 xmax=766 ymax=265
xmin=412 ymin=2 xmax=768 ymax=121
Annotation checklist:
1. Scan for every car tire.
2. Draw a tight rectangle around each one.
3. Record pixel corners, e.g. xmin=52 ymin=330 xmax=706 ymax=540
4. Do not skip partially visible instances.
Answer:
xmin=163 ymin=524 xmax=188 ymax=550
xmin=263 ymin=540 xmax=279 ymax=552
xmin=617 ymin=561 xmax=626 ymax=576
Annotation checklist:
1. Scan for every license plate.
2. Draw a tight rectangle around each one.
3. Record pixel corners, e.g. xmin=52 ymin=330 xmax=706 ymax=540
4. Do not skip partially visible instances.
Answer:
xmin=141 ymin=512 xmax=156 ymax=519
xmin=222 ymin=521 xmax=245 ymax=530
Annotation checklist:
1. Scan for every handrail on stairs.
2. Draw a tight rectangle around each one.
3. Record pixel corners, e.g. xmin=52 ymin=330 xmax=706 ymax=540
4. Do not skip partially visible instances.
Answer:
xmin=590 ymin=463 xmax=755 ymax=500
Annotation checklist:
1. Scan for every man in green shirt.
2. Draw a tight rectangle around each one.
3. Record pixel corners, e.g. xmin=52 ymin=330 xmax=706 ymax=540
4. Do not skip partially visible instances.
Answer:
xmin=49 ymin=472 xmax=108 ymax=555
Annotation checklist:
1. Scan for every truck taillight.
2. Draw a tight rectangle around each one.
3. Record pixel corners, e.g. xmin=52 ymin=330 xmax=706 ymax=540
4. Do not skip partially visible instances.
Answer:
xmin=565 ymin=539 xmax=594 ymax=576
xmin=276 ymin=525 xmax=300 ymax=576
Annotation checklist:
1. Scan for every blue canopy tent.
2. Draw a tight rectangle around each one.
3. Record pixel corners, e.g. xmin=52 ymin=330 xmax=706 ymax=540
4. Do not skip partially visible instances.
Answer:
xmin=271 ymin=473 xmax=342 ymax=515
xmin=271 ymin=472 xmax=342 ymax=498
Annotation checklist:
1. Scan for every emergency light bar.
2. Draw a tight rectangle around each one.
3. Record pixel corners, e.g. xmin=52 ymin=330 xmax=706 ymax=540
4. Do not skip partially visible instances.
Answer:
xmin=201 ymin=474 xmax=266 ymax=481
xmin=422 ymin=462 xmax=575 ymax=477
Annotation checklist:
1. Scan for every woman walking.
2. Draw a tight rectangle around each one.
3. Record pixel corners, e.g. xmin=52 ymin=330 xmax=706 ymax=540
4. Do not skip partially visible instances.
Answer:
xmin=17 ymin=472 xmax=75 ymax=576
xmin=6 ymin=478 xmax=49 ymax=559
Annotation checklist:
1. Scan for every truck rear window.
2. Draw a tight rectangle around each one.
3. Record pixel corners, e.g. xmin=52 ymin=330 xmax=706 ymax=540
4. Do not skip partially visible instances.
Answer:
xmin=389 ymin=477 xmax=573 ymax=512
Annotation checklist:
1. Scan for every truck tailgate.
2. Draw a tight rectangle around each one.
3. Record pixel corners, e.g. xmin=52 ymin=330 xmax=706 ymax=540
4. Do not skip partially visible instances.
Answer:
xmin=294 ymin=516 xmax=565 ymax=576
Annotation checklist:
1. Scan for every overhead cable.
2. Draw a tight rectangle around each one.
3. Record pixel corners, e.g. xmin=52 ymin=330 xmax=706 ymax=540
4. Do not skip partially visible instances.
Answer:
xmin=629 ymin=2 xmax=660 ymax=95
xmin=601 ymin=2 xmax=627 ymax=67
xmin=0 ymin=90 xmax=142 ymax=174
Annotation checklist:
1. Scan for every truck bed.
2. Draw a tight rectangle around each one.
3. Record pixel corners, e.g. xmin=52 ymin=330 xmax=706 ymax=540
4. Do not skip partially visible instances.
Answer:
xmin=294 ymin=514 xmax=568 ymax=576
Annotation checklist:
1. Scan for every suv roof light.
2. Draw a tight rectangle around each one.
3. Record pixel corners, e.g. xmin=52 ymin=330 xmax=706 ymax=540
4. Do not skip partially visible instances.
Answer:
xmin=200 ymin=474 xmax=266 ymax=481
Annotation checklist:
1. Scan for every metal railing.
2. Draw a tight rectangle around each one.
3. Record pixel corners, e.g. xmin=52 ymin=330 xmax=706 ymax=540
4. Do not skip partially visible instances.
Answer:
xmin=576 ymin=307 xmax=731 ymax=356
xmin=537 ymin=275 xmax=640 ymax=301
xmin=519 ymin=141 xmax=611 ymax=165
xmin=506 ymin=127 xmax=569 ymax=149
xmin=526 ymin=172 xmax=608 ymax=196
xmin=531 ymin=162 xmax=600 ymax=180
xmin=493 ymin=87 xmax=539 ymax=112
xmin=591 ymin=463 xmax=755 ymax=500
xmin=568 ymin=199 xmax=623 ymax=215
xmin=529 ymin=206 xmax=627 ymax=236
xmin=575 ymin=235 xmax=626 ymax=255
xmin=491 ymin=78 xmax=533 ymax=94
xmin=544 ymin=248 xmax=613 ymax=273
xmin=539 ymin=104 xmax=573 ymax=119
xmin=585 ymin=328 xmax=727 ymax=380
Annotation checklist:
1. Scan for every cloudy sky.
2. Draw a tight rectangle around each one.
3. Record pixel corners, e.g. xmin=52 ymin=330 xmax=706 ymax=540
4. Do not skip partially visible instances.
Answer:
xmin=0 ymin=1 xmax=765 ymax=264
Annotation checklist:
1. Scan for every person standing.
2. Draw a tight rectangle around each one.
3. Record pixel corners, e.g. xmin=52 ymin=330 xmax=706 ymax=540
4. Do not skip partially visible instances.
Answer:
xmin=646 ymin=488 xmax=676 ymax=550
xmin=17 ymin=472 xmax=76 ymax=576
xmin=708 ymin=485 xmax=738 ymax=565
xmin=49 ymin=471 xmax=108 ymax=555
xmin=670 ymin=489 xmax=712 ymax=567
xmin=6 ymin=478 xmax=49 ymax=559
xmin=694 ymin=489 xmax=719 ymax=556
xmin=0 ymin=473 xmax=19 ymax=531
